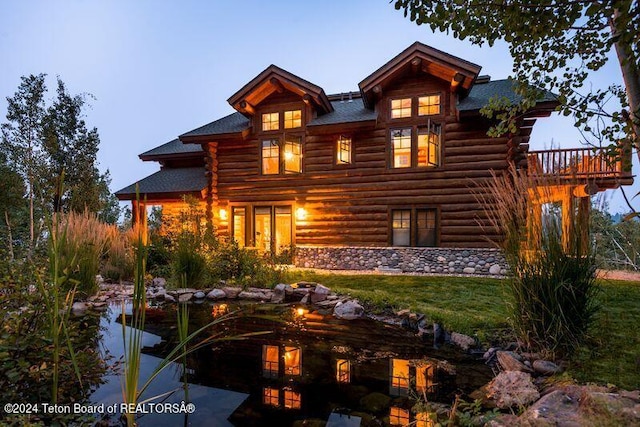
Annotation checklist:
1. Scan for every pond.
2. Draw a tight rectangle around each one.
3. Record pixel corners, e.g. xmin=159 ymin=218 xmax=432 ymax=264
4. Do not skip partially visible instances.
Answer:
xmin=90 ymin=301 xmax=492 ymax=426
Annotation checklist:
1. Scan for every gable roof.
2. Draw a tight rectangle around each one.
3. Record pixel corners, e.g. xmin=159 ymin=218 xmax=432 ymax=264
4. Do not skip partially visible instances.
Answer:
xmin=227 ymin=65 xmax=333 ymax=116
xmin=114 ymin=166 xmax=207 ymax=200
xmin=359 ymin=42 xmax=482 ymax=109
xmin=308 ymin=97 xmax=377 ymax=127
xmin=180 ymin=112 xmax=250 ymax=139
xmin=139 ymin=138 xmax=204 ymax=161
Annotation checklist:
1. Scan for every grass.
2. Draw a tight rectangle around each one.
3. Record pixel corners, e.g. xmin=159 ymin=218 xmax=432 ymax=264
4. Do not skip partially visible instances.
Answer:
xmin=284 ymin=270 xmax=640 ymax=390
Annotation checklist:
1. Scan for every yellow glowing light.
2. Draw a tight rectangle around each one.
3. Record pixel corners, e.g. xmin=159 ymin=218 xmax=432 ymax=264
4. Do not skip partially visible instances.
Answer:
xmin=296 ymin=307 xmax=307 ymax=317
xmin=284 ymin=151 xmax=294 ymax=161
xmin=219 ymin=208 xmax=228 ymax=221
xmin=212 ymin=303 xmax=229 ymax=317
xmin=295 ymin=208 xmax=307 ymax=221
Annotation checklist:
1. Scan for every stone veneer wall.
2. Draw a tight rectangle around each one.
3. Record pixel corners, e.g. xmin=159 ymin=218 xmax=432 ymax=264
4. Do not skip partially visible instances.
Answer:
xmin=294 ymin=246 xmax=509 ymax=276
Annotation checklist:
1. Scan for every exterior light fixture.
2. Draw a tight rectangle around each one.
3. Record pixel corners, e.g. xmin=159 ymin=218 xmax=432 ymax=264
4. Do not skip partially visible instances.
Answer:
xmin=295 ymin=207 xmax=307 ymax=221
xmin=219 ymin=208 xmax=228 ymax=221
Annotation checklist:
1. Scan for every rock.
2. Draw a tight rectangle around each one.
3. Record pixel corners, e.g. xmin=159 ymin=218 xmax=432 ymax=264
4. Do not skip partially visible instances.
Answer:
xmin=175 ymin=288 xmax=197 ymax=295
xmin=300 ymin=293 xmax=310 ymax=304
xmin=463 ymin=267 xmax=476 ymax=274
xmin=292 ymin=288 xmax=310 ymax=299
xmin=396 ymin=309 xmax=411 ymax=317
xmin=450 ymin=332 xmax=476 ymax=351
xmin=310 ymin=284 xmax=331 ymax=303
xmin=193 ymin=291 xmax=205 ymax=299
xmin=293 ymin=281 xmax=316 ymax=288
xmin=333 ymin=300 xmax=364 ymax=320
xmin=497 ymin=351 xmax=533 ymax=373
xmin=164 ymin=294 xmax=176 ymax=303
xmin=532 ymin=359 xmax=563 ymax=376
xmin=489 ymin=264 xmax=502 ymax=275
xmin=206 ymin=289 xmax=226 ymax=300
xmin=483 ymin=347 xmax=497 ymax=360
xmin=271 ymin=284 xmax=286 ymax=303
xmin=178 ymin=293 xmax=193 ymax=303
xmin=152 ymin=277 xmax=166 ymax=287
xmin=486 ymin=371 xmax=540 ymax=409
xmin=238 ymin=291 xmax=266 ymax=301
xmin=222 ymin=287 xmax=242 ymax=299
xmin=71 ymin=302 xmax=89 ymax=316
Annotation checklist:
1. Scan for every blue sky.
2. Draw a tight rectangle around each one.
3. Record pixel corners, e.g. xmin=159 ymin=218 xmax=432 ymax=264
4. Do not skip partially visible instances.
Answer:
xmin=0 ymin=0 xmax=634 ymax=212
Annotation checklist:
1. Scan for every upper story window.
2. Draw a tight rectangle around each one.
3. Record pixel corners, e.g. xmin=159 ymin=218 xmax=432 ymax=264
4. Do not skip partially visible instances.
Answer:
xmin=391 ymin=121 xmax=441 ymax=169
xmin=261 ymin=136 xmax=302 ymax=175
xmin=336 ymin=135 xmax=352 ymax=165
xmin=391 ymin=98 xmax=412 ymax=119
xmin=418 ymin=94 xmax=441 ymax=116
xmin=284 ymin=110 xmax=302 ymax=129
xmin=262 ymin=112 xmax=279 ymax=131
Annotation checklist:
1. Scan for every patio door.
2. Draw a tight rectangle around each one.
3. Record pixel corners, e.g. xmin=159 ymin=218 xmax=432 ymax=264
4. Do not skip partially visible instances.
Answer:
xmin=252 ymin=205 xmax=292 ymax=254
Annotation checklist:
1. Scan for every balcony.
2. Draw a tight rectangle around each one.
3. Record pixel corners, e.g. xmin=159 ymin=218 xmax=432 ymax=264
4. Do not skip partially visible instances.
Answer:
xmin=527 ymin=145 xmax=633 ymax=191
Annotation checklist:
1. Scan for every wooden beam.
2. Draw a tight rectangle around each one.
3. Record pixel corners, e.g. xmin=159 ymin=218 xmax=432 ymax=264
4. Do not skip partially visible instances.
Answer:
xmin=238 ymin=100 xmax=255 ymax=115
xmin=450 ymin=73 xmax=465 ymax=92
xmin=302 ymin=93 xmax=312 ymax=106
xmin=269 ymin=77 xmax=285 ymax=93
xmin=410 ymin=57 xmax=422 ymax=74
xmin=372 ymin=85 xmax=382 ymax=96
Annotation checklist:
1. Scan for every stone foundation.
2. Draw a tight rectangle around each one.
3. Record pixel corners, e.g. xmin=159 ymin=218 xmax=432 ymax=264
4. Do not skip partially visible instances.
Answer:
xmin=294 ymin=246 xmax=508 ymax=276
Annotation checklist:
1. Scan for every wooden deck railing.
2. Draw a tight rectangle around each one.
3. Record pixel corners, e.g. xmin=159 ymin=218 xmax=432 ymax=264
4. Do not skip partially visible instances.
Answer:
xmin=527 ymin=146 xmax=631 ymax=179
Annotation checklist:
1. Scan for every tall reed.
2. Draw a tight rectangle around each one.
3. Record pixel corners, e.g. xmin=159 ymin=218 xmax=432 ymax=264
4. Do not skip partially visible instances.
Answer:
xmin=480 ymin=167 xmax=600 ymax=357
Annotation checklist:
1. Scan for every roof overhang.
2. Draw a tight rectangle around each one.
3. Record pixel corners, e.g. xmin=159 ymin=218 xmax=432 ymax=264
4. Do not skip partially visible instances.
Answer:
xmin=358 ymin=42 xmax=482 ymax=109
xmin=227 ymin=65 xmax=333 ymax=117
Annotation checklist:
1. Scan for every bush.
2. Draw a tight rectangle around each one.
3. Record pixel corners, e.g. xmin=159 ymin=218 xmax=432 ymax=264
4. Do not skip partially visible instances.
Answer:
xmin=208 ymin=239 xmax=286 ymax=287
xmin=170 ymin=232 xmax=208 ymax=289
xmin=481 ymin=167 xmax=600 ymax=357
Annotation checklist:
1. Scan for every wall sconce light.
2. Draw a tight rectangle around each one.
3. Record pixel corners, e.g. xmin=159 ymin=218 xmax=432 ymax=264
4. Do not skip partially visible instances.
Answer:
xmin=219 ymin=208 xmax=228 ymax=221
xmin=295 ymin=207 xmax=307 ymax=221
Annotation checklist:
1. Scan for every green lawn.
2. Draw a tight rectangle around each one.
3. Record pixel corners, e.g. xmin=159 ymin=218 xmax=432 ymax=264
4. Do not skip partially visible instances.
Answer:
xmin=284 ymin=270 xmax=640 ymax=390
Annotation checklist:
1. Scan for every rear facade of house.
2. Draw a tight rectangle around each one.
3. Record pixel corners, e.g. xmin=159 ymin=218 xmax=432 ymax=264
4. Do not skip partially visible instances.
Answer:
xmin=116 ymin=42 xmax=563 ymax=274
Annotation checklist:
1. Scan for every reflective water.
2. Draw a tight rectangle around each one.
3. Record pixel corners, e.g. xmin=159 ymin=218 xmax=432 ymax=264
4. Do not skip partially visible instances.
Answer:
xmin=91 ymin=301 xmax=492 ymax=426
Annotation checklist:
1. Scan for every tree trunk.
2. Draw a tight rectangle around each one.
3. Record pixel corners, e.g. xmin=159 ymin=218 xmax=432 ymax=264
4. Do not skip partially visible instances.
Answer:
xmin=4 ymin=210 xmax=14 ymax=262
xmin=610 ymin=10 xmax=640 ymax=161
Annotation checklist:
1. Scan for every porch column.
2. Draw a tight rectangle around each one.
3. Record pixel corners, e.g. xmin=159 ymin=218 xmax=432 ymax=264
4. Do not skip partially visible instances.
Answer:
xmin=576 ymin=196 xmax=590 ymax=254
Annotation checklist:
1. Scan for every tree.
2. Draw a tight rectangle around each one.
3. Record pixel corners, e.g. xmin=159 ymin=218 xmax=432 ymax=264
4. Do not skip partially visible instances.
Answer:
xmin=42 ymin=78 xmax=119 ymax=222
xmin=394 ymin=1 xmax=639 ymax=162
xmin=0 ymin=152 xmax=26 ymax=261
xmin=0 ymin=74 xmax=47 ymax=255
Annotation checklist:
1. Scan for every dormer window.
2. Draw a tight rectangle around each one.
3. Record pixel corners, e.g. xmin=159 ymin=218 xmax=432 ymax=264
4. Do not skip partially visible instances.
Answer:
xmin=262 ymin=112 xmax=279 ymax=131
xmin=284 ymin=110 xmax=302 ymax=129
xmin=391 ymin=98 xmax=412 ymax=119
xmin=418 ymin=95 xmax=441 ymax=116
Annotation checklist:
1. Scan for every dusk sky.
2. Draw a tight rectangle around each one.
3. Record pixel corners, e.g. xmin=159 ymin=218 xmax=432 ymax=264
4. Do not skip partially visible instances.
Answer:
xmin=1 ymin=1 xmax=634 ymax=213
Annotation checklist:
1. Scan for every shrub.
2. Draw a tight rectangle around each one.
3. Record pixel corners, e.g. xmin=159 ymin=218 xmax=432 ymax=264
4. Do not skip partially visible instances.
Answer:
xmin=170 ymin=231 xmax=208 ymax=289
xmin=481 ymin=167 xmax=600 ymax=357
xmin=102 ymin=226 xmax=135 ymax=282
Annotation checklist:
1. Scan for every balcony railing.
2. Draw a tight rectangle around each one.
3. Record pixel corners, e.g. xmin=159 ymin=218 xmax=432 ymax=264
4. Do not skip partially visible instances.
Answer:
xmin=527 ymin=146 xmax=632 ymax=180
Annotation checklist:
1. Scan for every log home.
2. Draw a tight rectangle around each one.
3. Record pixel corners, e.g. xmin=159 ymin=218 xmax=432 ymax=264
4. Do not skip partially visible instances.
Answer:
xmin=116 ymin=42 xmax=632 ymax=274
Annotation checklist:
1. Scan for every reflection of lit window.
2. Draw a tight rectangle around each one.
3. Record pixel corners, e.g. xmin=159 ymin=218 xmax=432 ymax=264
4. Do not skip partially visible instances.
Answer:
xmin=262 ymin=387 xmax=279 ymax=407
xmin=416 ymin=363 xmax=435 ymax=394
xmin=262 ymin=345 xmax=279 ymax=378
xmin=284 ymin=346 xmax=301 ymax=376
xmin=336 ymin=359 xmax=350 ymax=383
xmin=416 ymin=412 xmax=435 ymax=427
xmin=418 ymin=94 xmax=441 ymax=116
xmin=389 ymin=407 xmax=410 ymax=426
xmin=284 ymin=110 xmax=302 ymax=129
xmin=211 ymin=303 xmax=228 ymax=318
xmin=391 ymin=98 xmax=412 ymax=119
xmin=390 ymin=359 xmax=410 ymax=395
xmin=283 ymin=388 xmax=301 ymax=409
xmin=262 ymin=112 xmax=279 ymax=131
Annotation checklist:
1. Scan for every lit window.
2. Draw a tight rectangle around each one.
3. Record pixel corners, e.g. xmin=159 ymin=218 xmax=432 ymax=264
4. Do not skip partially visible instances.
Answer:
xmin=416 ymin=412 xmax=435 ymax=427
xmin=336 ymin=359 xmax=350 ymax=383
xmin=284 ymin=136 xmax=302 ymax=174
xmin=390 ymin=359 xmax=410 ymax=395
xmin=390 ymin=407 xmax=410 ymax=426
xmin=262 ymin=345 xmax=279 ymax=378
xmin=284 ymin=110 xmax=302 ymax=129
xmin=262 ymin=112 xmax=279 ymax=131
xmin=255 ymin=207 xmax=272 ymax=252
xmin=232 ymin=207 xmax=246 ymax=247
xmin=392 ymin=211 xmax=411 ymax=247
xmin=336 ymin=136 xmax=352 ymax=165
xmin=415 ymin=363 xmax=435 ymax=394
xmin=391 ymin=98 xmax=412 ymax=119
xmin=262 ymin=140 xmax=279 ymax=175
xmin=262 ymin=387 xmax=279 ymax=407
xmin=284 ymin=346 xmax=301 ymax=376
xmin=391 ymin=128 xmax=412 ymax=168
xmin=283 ymin=388 xmax=301 ymax=409
xmin=275 ymin=206 xmax=292 ymax=254
xmin=417 ymin=122 xmax=441 ymax=167
xmin=418 ymin=95 xmax=441 ymax=116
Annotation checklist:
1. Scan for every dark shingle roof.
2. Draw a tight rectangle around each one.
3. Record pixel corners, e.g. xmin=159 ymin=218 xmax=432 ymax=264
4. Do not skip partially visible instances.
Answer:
xmin=139 ymin=138 xmax=203 ymax=159
xmin=308 ymin=99 xmax=377 ymax=126
xmin=180 ymin=112 xmax=250 ymax=138
xmin=115 ymin=167 xmax=207 ymax=198
xmin=459 ymin=79 xmax=557 ymax=111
